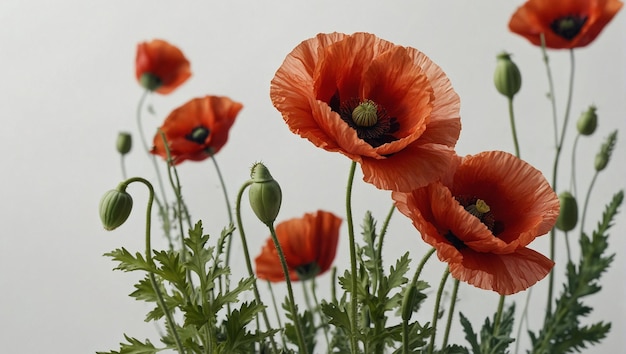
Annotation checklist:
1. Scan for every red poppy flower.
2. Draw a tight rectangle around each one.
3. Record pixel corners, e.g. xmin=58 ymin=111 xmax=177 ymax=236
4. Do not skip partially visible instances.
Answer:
xmin=392 ymin=151 xmax=560 ymax=295
xmin=255 ymin=210 xmax=342 ymax=282
xmin=509 ymin=0 xmax=623 ymax=49
xmin=270 ymin=32 xmax=461 ymax=192
xmin=151 ymin=96 xmax=243 ymax=164
xmin=135 ymin=39 xmax=191 ymax=94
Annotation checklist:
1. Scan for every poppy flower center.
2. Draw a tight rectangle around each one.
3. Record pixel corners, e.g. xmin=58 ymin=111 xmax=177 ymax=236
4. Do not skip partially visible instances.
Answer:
xmin=330 ymin=92 xmax=400 ymax=148
xmin=185 ymin=126 xmax=210 ymax=144
xmin=139 ymin=73 xmax=163 ymax=91
xmin=445 ymin=196 xmax=504 ymax=250
xmin=550 ymin=15 xmax=587 ymax=40
xmin=295 ymin=262 xmax=321 ymax=281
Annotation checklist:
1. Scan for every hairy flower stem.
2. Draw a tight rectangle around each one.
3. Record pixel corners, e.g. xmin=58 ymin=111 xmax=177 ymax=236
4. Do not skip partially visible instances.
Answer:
xmin=121 ymin=177 xmax=186 ymax=354
xmin=235 ymin=181 xmax=277 ymax=352
xmin=507 ymin=97 xmax=521 ymax=158
xmin=345 ymin=161 xmax=360 ymax=354
xmin=546 ymin=48 xmax=576 ymax=320
xmin=441 ymin=279 xmax=460 ymax=348
xmin=268 ymin=223 xmax=308 ymax=354
xmin=311 ymin=279 xmax=331 ymax=351
xmin=492 ymin=295 xmax=506 ymax=337
xmin=428 ymin=268 xmax=450 ymax=354
xmin=402 ymin=248 xmax=436 ymax=353
xmin=373 ymin=204 xmax=396 ymax=294
xmin=136 ymin=90 xmax=174 ymax=251
xmin=580 ymin=171 xmax=599 ymax=234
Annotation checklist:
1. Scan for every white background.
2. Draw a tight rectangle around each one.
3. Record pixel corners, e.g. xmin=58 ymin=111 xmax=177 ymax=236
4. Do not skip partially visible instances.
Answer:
xmin=0 ymin=1 xmax=624 ymax=353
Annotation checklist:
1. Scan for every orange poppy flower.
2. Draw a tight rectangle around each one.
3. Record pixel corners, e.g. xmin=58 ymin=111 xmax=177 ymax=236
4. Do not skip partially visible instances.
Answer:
xmin=270 ymin=32 xmax=461 ymax=192
xmin=135 ymin=39 xmax=191 ymax=94
xmin=151 ymin=96 xmax=243 ymax=164
xmin=509 ymin=0 xmax=623 ymax=49
xmin=255 ymin=210 xmax=342 ymax=282
xmin=392 ymin=151 xmax=560 ymax=295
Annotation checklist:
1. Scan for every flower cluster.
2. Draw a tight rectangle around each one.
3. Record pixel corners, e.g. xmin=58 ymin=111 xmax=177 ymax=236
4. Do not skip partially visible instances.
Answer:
xmin=98 ymin=1 xmax=624 ymax=353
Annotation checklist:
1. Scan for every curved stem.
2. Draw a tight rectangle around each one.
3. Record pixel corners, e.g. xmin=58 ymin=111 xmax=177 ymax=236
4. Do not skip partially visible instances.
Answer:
xmin=546 ymin=48 xmax=576 ymax=319
xmin=570 ymin=134 xmax=581 ymax=196
xmin=402 ymin=248 xmax=436 ymax=353
xmin=580 ymin=171 xmax=599 ymax=235
xmin=136 ymin=90 xmax=173 ymax=250
xmin=267 ymin=223 xmax=308 ymax=353
xmin=374 ymin=204 xmax=396 ymax=293
xmin=235 ymin=181 xmax=277 ymax=352
xmin=428 ymin=268 xmax=450 ymax=354
xmin=507 ymin=97 xmax=521 ymax=158
xmin=122 ymin=177 xmax=186 ymax=354
xmin=344 ymin=161 xmax=359 ymax=354
xmin=441 ymin=279 xmax=460 ymax=349
xmin=540 ymin=34 xmax=559 ymax=149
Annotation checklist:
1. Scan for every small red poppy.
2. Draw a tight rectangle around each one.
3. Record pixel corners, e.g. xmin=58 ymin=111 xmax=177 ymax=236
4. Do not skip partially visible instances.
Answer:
xmin=509 ymin=0 xmax=623 ymax=49
xmin=255 ymin=210 xmax=342 ymax=282
xmin=135 ymin=39 xmax=191 ymax=94
xmin=392 ymin=151 xmax=560 ymax=295
xmin=270 ymin=32 xmax=461 ymax=192
xmin=151 ymin=96 xmax=243 ymax=164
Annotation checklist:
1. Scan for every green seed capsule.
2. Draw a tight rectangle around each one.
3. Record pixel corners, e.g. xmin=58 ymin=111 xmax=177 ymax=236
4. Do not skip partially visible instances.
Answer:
xmin=555 ymin=191 xmax=578 ymax=232
xmin=116 ymin=132 xmax=132 ymax=155
xmin=494 ymin=52 xmax=522 ymax=99
xmin=248 ymin=163 xmax=282 ymax=226
xmin=99 ymin=187 xmax=133 ymax=231
xmin=576 ymin=106 xmax=598 ymax=136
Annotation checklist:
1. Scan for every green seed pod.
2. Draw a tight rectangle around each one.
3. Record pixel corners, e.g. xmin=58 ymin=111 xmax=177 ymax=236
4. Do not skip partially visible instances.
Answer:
xmin=595 ymin=130 xmax=617 ymax=172
xmin=116 ymin=132 xmax=132 ymax=155
xmin=494 ymin=52 xmax=522 ymax=99
xmin=139 ymin=73 xmax=162 ymax=92
xmin=99 ymin=187 xmax=133 ymax=231
xmin=576 ymin=106 xmax=598 ymax=136
xmin=248 ymin=162 xmax=282 ymax=226
xmin=401 ymin=285 xmax=417 ymax=321
xmin=555 ymin=191 xmax=578 ymax=232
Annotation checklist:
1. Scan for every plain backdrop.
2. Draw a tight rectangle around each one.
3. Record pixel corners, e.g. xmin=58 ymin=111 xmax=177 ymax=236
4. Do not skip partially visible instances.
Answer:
xmin=0 ymin=1 xmax=624 ymax=353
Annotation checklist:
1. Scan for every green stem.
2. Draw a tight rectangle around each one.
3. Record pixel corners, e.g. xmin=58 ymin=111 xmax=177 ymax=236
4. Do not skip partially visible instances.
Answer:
xmin=344 ymin=161 xmax=359 ymax=354
xmin=267 ymin=281 xmax=287 ymax=348
xmin=441 ymin=279 xmax=460 ymax=349
xmin=507 ymin=97 xmax=521 ymax=158
xmin=580 ymin=171 xmax=599 ymax=235
xmin=235 ymin=181 xmax=277 ymax=352
xmin=546 ymin=48 xmax=576 ymax=320
xmin=570 ymin=134 xmax=581 ymax=196
xmin=428 ymin=268 xmax=450 ymax=354
xmin=135 ymin=90 xmax=174 ymax=250
xmin=120 ymin=155 xmax=127 ymax=180
xmin=268 ymin=223 xmax=308 ymax=354
xmin=540 ymin=34 xmax=559 ymax=149
xmin=514 ymin=287 xmax=532 ymax=354
xmin=373 ymin=204 xmax=396 ymax=295
xmin=492 ymin=295 xmax=506 ymax=337
xmin=402 ymin=248 xmax=436 ymax=353
xmin=311 ymin=278 xmax=331 ymax=352
xmin=122 ymin=177 xmax=186 ymax=354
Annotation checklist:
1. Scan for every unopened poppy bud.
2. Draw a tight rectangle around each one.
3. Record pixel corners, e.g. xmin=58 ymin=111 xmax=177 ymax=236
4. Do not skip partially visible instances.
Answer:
xmin=99 ymin=184 xmax=133 ymax=231
xmin=139 ymin=73 xmax=162 ymax=92
xmin=116 ymin=132 xmax=132 ymax=155
xmin=401 ymin=285 xmax=418 ymax=321
xmin=556 ymin=191 xmax=578 ymax=232
xmin=595 ymin=130 xmax=617 ymax=172
xmin=494 ymin=52 xmax=522 ymax=99
xmin=576 ymin=106 xmax=598 ymax=136
xmin=249 ymin=162 xmax=282 ymax=226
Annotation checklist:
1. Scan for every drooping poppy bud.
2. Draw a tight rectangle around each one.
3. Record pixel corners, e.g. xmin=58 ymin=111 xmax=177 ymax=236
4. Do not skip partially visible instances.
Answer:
xmin=595 ymin=130 xmax=617 ymax=172
xmin=576 ymin=106 xmax=598 ymax=136
xmin=99 ymin=184 xmax=134 ymax=231
xmin=556 ymin=191 xmax=578 ymax=232
xmin=494 ymin=52 xmax=522 ymax=99
xmin=248 ymin=163 xmax=282 ymax=226
xmin=116 ymin=132 xmax=132 ymax=155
